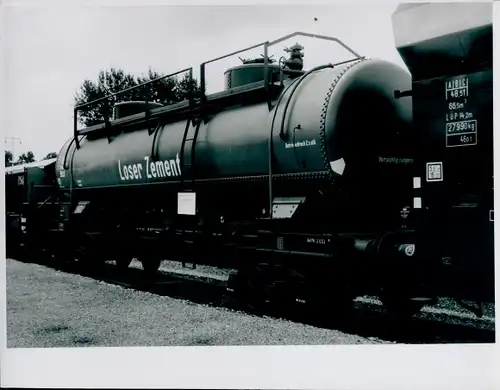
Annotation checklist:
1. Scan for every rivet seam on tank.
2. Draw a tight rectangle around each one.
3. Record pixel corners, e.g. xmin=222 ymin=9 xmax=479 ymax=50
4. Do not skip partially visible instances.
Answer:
xmin=319 ymin=58 xmax=366 ymax=184
xmin=195 ymin=171 xmax=330 ymax=184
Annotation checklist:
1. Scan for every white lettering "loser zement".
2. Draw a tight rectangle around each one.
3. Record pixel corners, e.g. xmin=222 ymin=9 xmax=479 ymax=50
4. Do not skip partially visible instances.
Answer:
xmin=118 ymin=154 xmax=181 ymax=181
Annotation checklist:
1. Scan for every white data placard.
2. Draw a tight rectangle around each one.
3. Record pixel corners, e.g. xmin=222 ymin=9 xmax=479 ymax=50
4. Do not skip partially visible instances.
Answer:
xmin=177 ymin=192 xmax=196 ymax=215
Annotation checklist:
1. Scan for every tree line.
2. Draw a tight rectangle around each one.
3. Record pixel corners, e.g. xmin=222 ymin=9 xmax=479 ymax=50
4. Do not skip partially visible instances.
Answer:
xmin=5 ymin=151 xmax=57 ymax=168
xmin=5 ymin=66 xmax=197 ymax=168
xmin=74 ymin=67 xmax=199 ymax=127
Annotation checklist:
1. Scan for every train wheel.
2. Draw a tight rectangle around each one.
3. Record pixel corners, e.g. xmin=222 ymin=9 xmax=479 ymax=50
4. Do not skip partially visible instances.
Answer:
xmin=268 ymin=264 xmax=302 ymax=312
xmin=73 ymin=242 xmax=93 ymax=270
xmin=73 ymin=233 xmax=103 ymax=272
xmin=24 ymin=236 xmax=52 ymax=265
xmin=115 ymin=257 xmax=132 ymax=271
xmin=6 ymin=237 xmax=21 ymax=260
xmin=233 ymin=264 xmax=267 ymax=310
xmin=380 ymin=290 xmax=425 ymax=318
xmin=141 ymin=258 xmax=162 ymax=277
xmin=306 ymin=278 xmax=355 ymax=326
xmin=21 ymin=238 xmax=39 ymax=264
xmin=236 ymin=262 xmax=297 ymax=313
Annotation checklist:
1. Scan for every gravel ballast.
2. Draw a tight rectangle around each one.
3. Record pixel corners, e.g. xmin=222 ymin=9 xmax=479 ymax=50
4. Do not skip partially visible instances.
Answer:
xmin=6 ymin=258 xmax=388 ymax=348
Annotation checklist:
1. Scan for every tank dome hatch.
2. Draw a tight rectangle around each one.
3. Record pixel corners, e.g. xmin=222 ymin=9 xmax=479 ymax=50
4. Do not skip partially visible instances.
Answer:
xmin=223 ymin=41 xmax=307 ymax=91
xmin=223 ymin=55 xmax=281 ymax=90
xmin=112 ymin=101 xmax=164 ymax=120
xmin=392 ymin=2 xmax=492 ymax=81
xmin=239 ymin=55 xmax=276 ymax=65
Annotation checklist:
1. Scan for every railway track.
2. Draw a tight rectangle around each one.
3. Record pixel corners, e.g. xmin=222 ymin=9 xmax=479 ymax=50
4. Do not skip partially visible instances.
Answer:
xmin=10 ymin=251 xmax=495 ymax=344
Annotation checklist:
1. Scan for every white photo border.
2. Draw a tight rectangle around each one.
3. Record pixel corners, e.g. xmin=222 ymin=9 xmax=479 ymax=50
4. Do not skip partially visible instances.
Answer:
xmin=1 ymin=0 xmax=498 ymax=389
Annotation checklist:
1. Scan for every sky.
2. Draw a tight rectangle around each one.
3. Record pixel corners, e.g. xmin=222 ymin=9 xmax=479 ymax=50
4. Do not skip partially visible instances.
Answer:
xmin=2 ymin=3 xmax=406 ymax=161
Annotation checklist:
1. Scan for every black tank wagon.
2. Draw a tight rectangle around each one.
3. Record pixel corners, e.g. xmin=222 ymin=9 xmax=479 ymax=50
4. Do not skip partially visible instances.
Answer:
xmin=6 ymin=2 xmax=494 ymax=319
xmin=58 ymin=32 xmax=422 ymax=308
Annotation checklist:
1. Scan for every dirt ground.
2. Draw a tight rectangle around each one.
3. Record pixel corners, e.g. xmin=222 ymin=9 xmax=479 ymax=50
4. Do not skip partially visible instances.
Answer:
xmin=6 ymin=258 xmax=389 ymax=348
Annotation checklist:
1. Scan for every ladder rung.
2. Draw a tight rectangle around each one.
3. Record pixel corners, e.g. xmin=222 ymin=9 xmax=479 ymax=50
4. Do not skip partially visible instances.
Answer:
xmin=180 ymin=113 xmax=201 ymax=189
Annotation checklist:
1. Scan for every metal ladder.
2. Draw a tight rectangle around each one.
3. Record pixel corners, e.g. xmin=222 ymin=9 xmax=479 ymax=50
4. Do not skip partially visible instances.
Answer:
xmin=179 ymin=116 xmax=202 ymax=191
xmin=178 ymin=114 xmax=202 ymax=270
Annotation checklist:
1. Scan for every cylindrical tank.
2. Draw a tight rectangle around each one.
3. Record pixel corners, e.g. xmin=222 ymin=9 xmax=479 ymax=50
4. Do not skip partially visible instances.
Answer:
xmin=56 ymin=59 xmax=413 ymax=194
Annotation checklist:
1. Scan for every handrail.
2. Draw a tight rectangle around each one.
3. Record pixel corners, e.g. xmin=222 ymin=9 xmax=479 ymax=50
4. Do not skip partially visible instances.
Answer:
xmin=201 ymin=40 xmax=269 ymax=66
xmin=199 ymin=40 xmax=270 ymax=104
xmin=268 ymin=31 xmax=362 ymax=58
xmin=72 ymin=31 xmax=362 ymax=149
xmin=73 ymin=67 xmax=193 ymax=148
xmin=198 ymin=31 xmax=362 ymax=110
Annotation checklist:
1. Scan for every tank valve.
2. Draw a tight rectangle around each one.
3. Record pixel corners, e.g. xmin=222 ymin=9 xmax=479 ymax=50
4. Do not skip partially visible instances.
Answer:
xmin=283 ymin=43 xmax=304 ymax=71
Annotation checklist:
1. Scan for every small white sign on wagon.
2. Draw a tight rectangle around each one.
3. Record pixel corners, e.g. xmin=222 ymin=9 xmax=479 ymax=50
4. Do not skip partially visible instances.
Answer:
xmin=426 ymin=161 xmax=443 ymax=182
xmin=178 ymin=192 xmax=196 ymax=216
